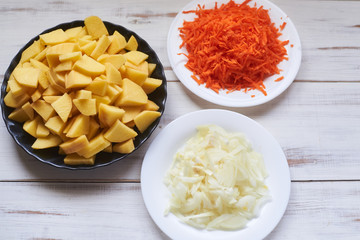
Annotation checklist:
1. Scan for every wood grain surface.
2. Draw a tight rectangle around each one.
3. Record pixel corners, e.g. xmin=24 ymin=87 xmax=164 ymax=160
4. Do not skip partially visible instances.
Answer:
xmin=0 ymin=0 xmax=359 ymax=239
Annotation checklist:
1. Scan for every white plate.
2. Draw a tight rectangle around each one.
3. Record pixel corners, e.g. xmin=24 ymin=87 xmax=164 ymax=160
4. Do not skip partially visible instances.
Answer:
xmin=141 ymin=109 xmax=291 ymax=240
xmin=167 ymin=0 xmax=301 ymax=107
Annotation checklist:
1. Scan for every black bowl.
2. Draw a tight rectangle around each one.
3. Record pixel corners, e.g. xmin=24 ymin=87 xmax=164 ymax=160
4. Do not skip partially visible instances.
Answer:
xmin=0 ymin=20 xmax=167 ymax=170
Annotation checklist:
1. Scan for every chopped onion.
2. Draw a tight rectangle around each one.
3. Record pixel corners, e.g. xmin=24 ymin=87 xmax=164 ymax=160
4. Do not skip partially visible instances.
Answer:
xmin=164 ymin=125 xmax=270 ymax=230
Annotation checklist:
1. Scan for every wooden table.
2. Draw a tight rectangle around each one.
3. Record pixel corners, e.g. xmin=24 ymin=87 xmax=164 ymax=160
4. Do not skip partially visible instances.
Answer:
xmin=1 ymin=0 xmax=359 ymax=239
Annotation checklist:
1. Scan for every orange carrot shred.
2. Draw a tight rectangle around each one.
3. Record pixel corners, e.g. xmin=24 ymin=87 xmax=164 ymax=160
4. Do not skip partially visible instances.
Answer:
xmin=280 ymin=22 xmax=287 ymax=31
xmin=179 ymin=0 xmax=289 ymax=95
xmin=275 ymin=76 xmax=284 ymax=82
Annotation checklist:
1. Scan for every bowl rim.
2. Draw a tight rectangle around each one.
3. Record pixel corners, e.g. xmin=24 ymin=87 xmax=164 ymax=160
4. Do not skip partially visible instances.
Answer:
xmin=1 ymin=20 xmax=167 ymax=170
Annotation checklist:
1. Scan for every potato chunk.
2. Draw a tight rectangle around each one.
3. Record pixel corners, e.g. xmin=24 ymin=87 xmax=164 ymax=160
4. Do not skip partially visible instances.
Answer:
xmin=51 ymin=93 xmax=72 ymax=122
xmin=60 ymin=135 xmax=89 ymax=154
xmin=40 ymin=29 xmax=69 ymax=45
xmin=84 ymin=16 xmax=109 ymax=39
xmin=104 ymin=120 xmax=137 ymax=143
xmin=32 ymin=134 xmax=62 ymax=149
xmin=113 ymin=139 xmax=135 ymax=154
xmin=64 ymin=153 xmax=95 ymax=165
xmin=4 ymin=16 xmax=164 ymax=165
xmin=124 ymin=51 xmax=148 ymax=65
xmin=115 ymin=78 xmax=148 ymax=106
xmin=134 ymin=110 xmax=161 ymax=133
xmin=73 ymin=55 xmax=105 ymax=76
xmin=13 ymin=67 xmax=40 ymax=88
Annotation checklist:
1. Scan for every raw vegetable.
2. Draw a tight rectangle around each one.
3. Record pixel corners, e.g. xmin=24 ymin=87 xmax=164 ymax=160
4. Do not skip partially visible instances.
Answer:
xmin=164 ymin=125 xmax=270 ymax=230
xmin=179 ymin=0 xmax=289 ymax=95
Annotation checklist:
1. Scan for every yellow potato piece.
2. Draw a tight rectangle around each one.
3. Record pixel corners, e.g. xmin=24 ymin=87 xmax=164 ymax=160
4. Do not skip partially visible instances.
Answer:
xmin=23 ymin=117 xmax=41 ymax=137
xmin=30 ymin=58 xmax=49 ymax=72
xmin=73 ymin=99 xmax=97 ymax=116
xmin=85 ymin=78 xmax=108 ymax=96
xmin=134 ymin=110 xmax=161 ymax=133
xmin=40 ymin=29 xmax=70 ymax=45
xmin=106 ymin=84 xmax=122 ymax=104
xmin=125 ymin=60 xmax=148 ymax=75
xmin=31 ymin=90 xmax=42 ymax=102
xmin=31 ymin=100 xmax=55 ymax=121
xmin=8 ymin=77 xmax=28 ymax=97
xmin=8 ymin=108 xmax=30 ymax=122
xmin=54 ymin=60 xmax=72 ymax=72
xmin=20 ymin=40 xmax=44 ymax=63
xmin=103 ymin=144 xmax=112 ymax=153
xmin=13 ymin=67 xmax=40 ymax=88
xmin=143 ymin=100 xmax=160 ymax=111
xmin=65 ymin=26 xmax=83 ymax=40
xmin=107 ymin=31 xmax=126 ymax=54
xmin=107 ymin=31 xmax=127 ymax=54
xmin=90 ymin=35 xmax=111 ymax=59
xmin=148 ymin=63 xmax=156 ymax=75
xmin=38 ymin=71 xmax=50 ymax=89
xmin=33 ymin=46 xmax=49 ymax=62
xmin=75 ymin=27 xmax=88 ymax=40
xmin=98 ymin=103 xmax=125 ymax=127
xmin=125 ymin=35 xmax=138 ymax=51
xmin=32 ymin=134 xmax=62 ymax=149
xmin=47 ymin=68 xmax=66 ymax=92
xmin=36 ymin=121 xmax=50 ymax=138
xmin=65 ymin=70 xmax=92 ymax=89
xmin=121 ymin=106 xmax=142 ymax=124
xmin=84 ymin=16 xmax=109 ymax=39
xmin=115 ymin=78 xmax=148 ymax=106
xmin=64 ymin=153 xmax=95 ymax=165
xmin=59 ymin=51 xmax=82 ymax=62
xmin=43 ymin=96 xmax=61 ymax=104
xmin=66 ymin=114 xmax=90 ymax=138
xmin=124 ymin=51 xmax=148 ymax=66
xmin=73 ymin=55 xmax=105 ymax=76
xmin=105 ymin=63 xmax=122 ymax=85
xmin=77 ymin=133 xmax=110 ymax=158
xmin=21 ymin=102 xmax=35 ymax=120
xmin=60 ymin=135 xmax=89 ymax=154
xmin=113 ymin=139 xmax=135 ymax=154
xmin=4 ymin=91 xmax=30 ymax=108
xmin=86 ymin=117 xmax=100 ymax=140
xmin=126 ymin=67 xmax=148 ymax=86
xmin=45 ymin=116 xmax=65 ymax=135
xmin=142 ymin=77 xmax=162 ymax=94
xmin=92 ymin=95 xmax=111 ymax=112
xmin=75 ymin=90 xmax=92 ymax=99
xmin=80 ymin=40 xmax=96 ymax=56
xmin=51 ymin=93 xmax=72 ymax=122
xmin=46 ymin=43 xmax=80 ymax=67
xmin=104 ymin=119 xmax=137 ymax=143
xmin=42 ymin=85 xmax=62 ymax=96
xmin=98 ymin=54 xmax=126 ymax=69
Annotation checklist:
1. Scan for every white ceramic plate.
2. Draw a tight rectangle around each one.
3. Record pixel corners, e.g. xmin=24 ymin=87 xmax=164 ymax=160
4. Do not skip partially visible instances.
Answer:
xmin=167 ymin=0 xmax=301 ymax=107
xmin=141 ymin=109 xmax=290 ymax=240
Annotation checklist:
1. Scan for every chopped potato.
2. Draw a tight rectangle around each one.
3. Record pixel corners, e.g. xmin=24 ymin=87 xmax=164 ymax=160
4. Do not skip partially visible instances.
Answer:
xmin=4 ymin=16 xmax=163 ymax=165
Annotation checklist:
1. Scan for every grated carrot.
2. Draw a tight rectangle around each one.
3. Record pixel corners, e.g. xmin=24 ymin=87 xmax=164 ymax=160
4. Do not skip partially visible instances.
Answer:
xmin=280 ymin=22 xmax=287 ymax=30
xmin=179 ymin=0 xmax=289 ymax=95
xmin=275 ymin=76 xmax=284 ymax=82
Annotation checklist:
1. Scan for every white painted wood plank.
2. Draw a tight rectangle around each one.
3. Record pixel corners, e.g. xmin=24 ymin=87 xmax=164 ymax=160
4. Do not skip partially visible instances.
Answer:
xmin=0 ymin=81 xmax=359 ymax=181
xmin=0 ymin=181 xmax=359 ymax=239
xmin=0 ymin=0 xmax=360 ymax=82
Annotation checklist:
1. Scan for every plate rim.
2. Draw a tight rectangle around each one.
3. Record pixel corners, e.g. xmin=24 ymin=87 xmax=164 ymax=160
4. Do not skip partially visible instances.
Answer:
xmin=167 ymin=0 xmax=302 ymax=107
xmin=141 ymin=109 xmax=291 ymax=240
